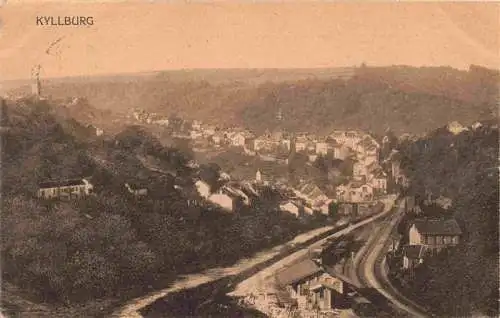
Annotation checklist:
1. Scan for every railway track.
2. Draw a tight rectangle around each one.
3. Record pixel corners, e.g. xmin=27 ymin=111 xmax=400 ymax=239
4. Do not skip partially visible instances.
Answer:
xmin=351 ymin=200 xmax=431 ymax=318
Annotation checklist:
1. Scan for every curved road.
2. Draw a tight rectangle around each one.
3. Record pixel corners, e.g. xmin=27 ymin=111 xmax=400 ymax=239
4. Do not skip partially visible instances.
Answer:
xmin=112 ymin=196 xmax=397 ymax=318
xmin=354 ymin=199 xmax=431 ymax=318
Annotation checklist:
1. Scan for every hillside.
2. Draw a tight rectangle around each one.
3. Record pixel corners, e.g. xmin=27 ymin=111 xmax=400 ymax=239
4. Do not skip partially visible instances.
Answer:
xmin=6 ymin=65 xmax=498 ymax=136
xmin=395 ymin=122 xmax=499 ymax=317
xmin=0 ymin=98 xmax=326 ymax=317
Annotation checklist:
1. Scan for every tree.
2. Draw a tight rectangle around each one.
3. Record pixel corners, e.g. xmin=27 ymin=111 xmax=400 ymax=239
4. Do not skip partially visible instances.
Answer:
xmin=328 ymin=201 xmax=339 ymax=218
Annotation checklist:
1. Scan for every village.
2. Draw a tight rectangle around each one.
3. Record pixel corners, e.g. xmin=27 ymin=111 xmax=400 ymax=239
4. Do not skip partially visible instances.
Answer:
xmin=125 ymin=107 xmax=403 ymax=217
xmin=31 ymin=105 xmax=469 ymax=317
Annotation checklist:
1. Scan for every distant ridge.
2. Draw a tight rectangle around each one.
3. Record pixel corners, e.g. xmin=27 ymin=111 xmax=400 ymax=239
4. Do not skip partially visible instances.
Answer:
xmin=2 ymin=67 xmax=358 ymax=87
xmin=4 ymin=65 xmax=498 ymax=136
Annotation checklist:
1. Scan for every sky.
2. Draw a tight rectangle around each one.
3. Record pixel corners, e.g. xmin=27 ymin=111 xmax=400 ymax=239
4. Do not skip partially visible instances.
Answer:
xmin=0 ymin=1 xmax=498 ymax=80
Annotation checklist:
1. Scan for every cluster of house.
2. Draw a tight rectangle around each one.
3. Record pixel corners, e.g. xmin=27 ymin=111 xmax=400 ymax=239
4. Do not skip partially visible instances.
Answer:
xmin=272 ymin=258 xmax=353 ymax=314
xmin=390 ymin=198 xmax=463 ymax=276
xmin=36 ymin=177 xmax=150 ymax=200
xmin=277 ymin=181 xmax=333 ymax=217
xmin=126 ymin=111 xmax=396 ymax=217
xmin=195 ymin=177 xmax=253 ymax=212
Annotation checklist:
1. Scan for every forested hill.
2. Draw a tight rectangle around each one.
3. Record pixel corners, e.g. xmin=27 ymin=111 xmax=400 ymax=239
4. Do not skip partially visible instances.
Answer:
xmin=397 ymin=122 xmax=499 ymax=317
xmin=0 ymin=98 xmax=321 ymax=317
xmin=9 ymin=65 xmax=498 ymax=136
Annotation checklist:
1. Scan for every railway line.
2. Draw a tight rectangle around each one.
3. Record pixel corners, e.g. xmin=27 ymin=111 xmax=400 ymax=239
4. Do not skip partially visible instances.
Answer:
xmin=346 ymin=199 xmax=431 ymax=318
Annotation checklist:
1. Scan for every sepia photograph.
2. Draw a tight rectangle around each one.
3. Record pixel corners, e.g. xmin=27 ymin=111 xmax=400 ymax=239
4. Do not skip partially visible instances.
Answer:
xmin=0 ymin=1 xmax=499 ymax=317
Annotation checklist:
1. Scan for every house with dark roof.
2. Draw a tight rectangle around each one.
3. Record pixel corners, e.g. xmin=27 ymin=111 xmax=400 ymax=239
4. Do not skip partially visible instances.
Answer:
xmin=37 ymin=178 xmax=94 ymax=199
xmin=124 ymin=182 xmax=148 ymax=197
xmin=409 ymin=218 xmax=462 ymax=251
xmin=275 ymin=258 xmax=348 ymax=312
xmin=296 ymin=183 xmax=330 ymax=207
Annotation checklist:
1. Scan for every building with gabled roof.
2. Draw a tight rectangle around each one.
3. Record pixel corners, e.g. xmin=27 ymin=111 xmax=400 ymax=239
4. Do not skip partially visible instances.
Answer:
xmin=124 ymin=182 xmax=148 ymax=197
xmin=207 ymin=193 xmax=234 ymax=212
xmin=221 ymin=184 xmax=250 ymax=205
xmin=279 ymin=201 xmax=301 ymax=217
xmin=369 ymin=169 xmax=388 ymax=194
xmin=37 ymin=178 xmax=94 ymax=199
xmin=275 ymin=258 xmax=349 ymax=311
xmin=336 ymin=181 xmax=374 ymax=203
xmin=409 ymin=218 xmax=462 ymax=251
xmin=296 ymin=182 xmax=329 ymax=207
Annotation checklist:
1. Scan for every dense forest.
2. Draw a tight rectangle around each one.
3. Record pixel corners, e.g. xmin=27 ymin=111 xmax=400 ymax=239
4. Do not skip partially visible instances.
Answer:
xmin=20 ymin=65 xmax=498 ymax=135
xmin=395 ymin=123 xmax=499 ymax=317
xmin=0 ymin=98 xmax=326 ymax=316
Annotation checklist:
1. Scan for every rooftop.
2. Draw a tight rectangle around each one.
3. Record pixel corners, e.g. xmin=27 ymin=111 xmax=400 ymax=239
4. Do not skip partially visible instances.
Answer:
xmin=39 ymin=178 xmax=88 ymax=188
xmin=125 ymin=181 xmax=149 ymax=190
xmin=412 ymin=218 xmax=462 ymax=236
xmin=276 ymin=258 xmax=322 ymax=286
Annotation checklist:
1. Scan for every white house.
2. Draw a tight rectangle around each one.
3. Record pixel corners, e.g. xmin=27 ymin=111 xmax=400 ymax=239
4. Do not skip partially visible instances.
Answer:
xmin=295 ymin=136 xmax=309 ymax=152
xmin=191 ymin=120 xmax=202 ymax=130
xmin=124 ymin=183 xmax=148 ymax=197
xmin=211 ymin=132 xmax=225 ymax=145
xmin=308 ymin=154 xmax=318 ymax=162
xmin=219 ymin=171 xmax=231 ymax=181
xmin=281 ymin=138 xmax=291 ymax=151
xmin=337 ymin=182 xmax=373 ymax=203
xmin=335 ymin=184 xmax=350 ymax=202
xmin=340 ymin=130 xmax=362 ymax=149
xmin=37 ymin=178 xmax=94 ymax=199
xmin=253 ymin=135 xmax=279 ymax=152
xmin=255 ymin=169 xmax=262 ymax=183
xmin=202 ymin=125 xmax=216 ymax=137
xmin=353 ymin=162 xmax=367 ymax=179
xmin=275 ymin=259 xmax=349 ymax=311
xmin=369 ymin=171 xmax=387 ymax=194
xmin=447 ymin=121 xmax=469 ymax=135
xmin=153 ymin=119 xmax=170 ymax=126
xmin=471 ymin=122 xmax=483 ymax=130
xmin=349 ymin=183 xmax=374 ymax=202
xmin=208 ymin=193 xmax=234 ymax=211
xmin=230 ymin=132 xmax=249 ymax=147
xmin=195 ymin=180 xmax=211 ymax=199
xmin=221 ymin=185 xmax=250 ymax=205
xmin=333 ymin=145 xmax=350 ymax=160
xmin=280 ymin=201 xmax=300 ymax=217
xmin=190 ymin=130 xmax=203 ymax=139
xmin=315 ymin=142 xmax=329 ymax=155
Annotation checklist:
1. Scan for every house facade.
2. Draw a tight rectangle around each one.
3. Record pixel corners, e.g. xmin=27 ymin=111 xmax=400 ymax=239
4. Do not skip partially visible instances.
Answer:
xmin=195 ymin=180 xmax=211 ymax=198
xmin=276 ymin=259 xmax=348 ymax=312
xmin=208 ymin=193 xmax=234 ymax=211
xmin=280 ymin=201 xmax=301 ymax=217
xmin=37 ymin=178 xmax=94 ymax=199
xmin=408 ymin=218 xmax=462 ymax=251
xmin=254 ymin=135 xmax=279 ymax=152
xmin=296 ymin=183 xmax=329 ymax=207
xmin=124 ymin=183 xmax=148 ymax=197
xmin=353 ymin=162 xmax=367 ymax=179
xmin=229 ymin=132 xmax=247 ymax=147
xmin=337 ymin=182 xmax=374 ymax=203
xmin=332 ymin=145 xmax=350 ymax=160
xmin=315 ymin=142 xmax=329 ymax=155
